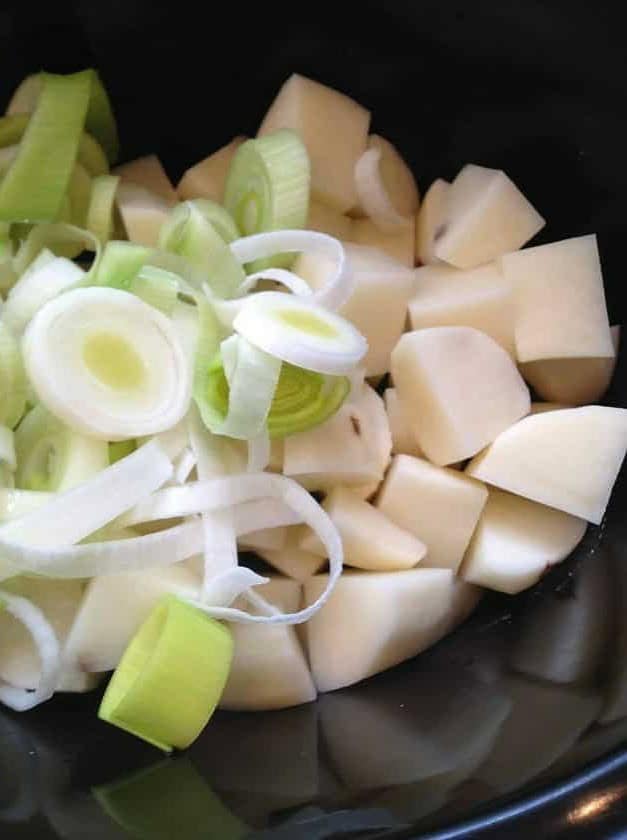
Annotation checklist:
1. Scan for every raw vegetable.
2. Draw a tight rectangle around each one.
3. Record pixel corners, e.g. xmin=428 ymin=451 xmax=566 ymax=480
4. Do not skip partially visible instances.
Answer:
xmin=353 ymin=134 xmax=419 ymax=231
xmin=416 ymin=178 xmax=450 ymax=264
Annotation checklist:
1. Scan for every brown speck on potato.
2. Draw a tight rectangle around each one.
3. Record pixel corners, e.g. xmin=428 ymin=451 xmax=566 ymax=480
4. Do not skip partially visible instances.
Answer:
xmin=350 ymin=414 xmax=361 ymax=435
xmin=434 ymin=223 xmax=447 ymax=241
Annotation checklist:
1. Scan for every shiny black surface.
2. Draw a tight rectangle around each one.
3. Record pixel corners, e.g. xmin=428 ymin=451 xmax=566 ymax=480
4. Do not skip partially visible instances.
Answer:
xmin=1 ymin=1 xmax=627 ymax=837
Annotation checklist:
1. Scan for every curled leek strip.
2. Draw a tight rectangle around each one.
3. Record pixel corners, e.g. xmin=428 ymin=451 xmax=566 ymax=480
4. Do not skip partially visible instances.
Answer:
xmin=354 ymin=144 xmax=414 ymax=231
xmin=86 ymin=174 xmax=119 ymax=244
xmin=185 ymin=198 xmax=240 ymax=243
xmin=98 ymin=595 xmax=233 ymax=751
xmin=13 ymin=222 xmax=100 ymax=275
xmin=0 ymin=427 xmax=16 ymax=472
xmin=129 ymin=266 xmax=179 ymax=315
xmin=15 ymin=404 xmax=109 ymax=492
xmin=0 ymin=322 xmax=27 ymax=429
xmin=23 ymin=287 xmax=192 ymax=440
xmin=233 ymin=290 xmax=368 ymax=375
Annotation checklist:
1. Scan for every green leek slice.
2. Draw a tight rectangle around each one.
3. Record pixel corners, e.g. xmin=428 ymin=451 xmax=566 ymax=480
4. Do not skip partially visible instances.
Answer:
xmin=86 ymin=174 xmax=119 ymax=244
xmin=13 ymin=223 xmax=100 ymax=274
xmin=98 ymin=595 xmax=233 ymax=751
xmin=108 ymin=439 xmax=137 ymax=465
xmin=186 ymin=198 xmax=240 ymax=243
xmin=130 ymin=265 xmax=179 ymax=314
xmin=268 ymin=363 xmax=350 ymax=438
xmin=0 ymin=323 xmax=27 ymax=429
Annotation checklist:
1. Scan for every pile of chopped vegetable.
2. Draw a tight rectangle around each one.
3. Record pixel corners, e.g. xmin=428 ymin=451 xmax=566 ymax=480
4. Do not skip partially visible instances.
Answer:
xmin=0 ymin=69 xmax=625 ymax=753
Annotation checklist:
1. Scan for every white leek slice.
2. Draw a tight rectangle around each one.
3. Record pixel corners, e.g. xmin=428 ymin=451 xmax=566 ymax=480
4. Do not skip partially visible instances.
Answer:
xmin=232 ymin=291 xmax=367 ymax=375
xmin=173 ymin=447 xmax=197 ymax=484
xmin=130 ymin=265 xmax=179 ymax=315
xmin=15 ymin=404 xmax=109 ymax=492
xmin=0 ymin=439 xmax=172 ymax=548
xmin=23 ymin=287 xmax=191 ymax=440
xmin=0 ymin=590 xmax=60 ymax=710
xmin=239 ymin=267 xmax=312 ymax=297
xmin=247 ymin=432 xmax=271 ymax=472
xmin=0 ymin=427 xmax=16 ymax=472
xmin=3 ymin=249 xmax=85 ymax=334
xmin=201 ymin=567 xmax=269 ymax=608
xmin=0 ymin=488 xmax=52 ymax=522
xmin=230 ymin=230 xmax=352 ymax=311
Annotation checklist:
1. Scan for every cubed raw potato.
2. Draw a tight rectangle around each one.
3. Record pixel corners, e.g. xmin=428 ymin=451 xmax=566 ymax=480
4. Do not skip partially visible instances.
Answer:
xmin=311 ymin=486 xmax=427 ymax=571
xmin=176 ymin=136 xmax=245 ymax=203
xmin=113 ymin=154 xmax=177 ymax=204
xmin=376 ymin=455 xmax=488 ymax=572
xmin=220 ymin=578 xmax=316 ymax=711
xmin=529 ymin=402 xmax=571 ymax=414
xmin=392 ymin=327 xmax=530 ymax=465
xmin=0 ymin=577 xmax=95 ymax=692
xmin=116 ymin=182 xmax=171 ymax=247
xmin=503 ymin=234 xmax=614 ymax=362
xmin=520 ymin=326 xmax=620 ymax=405
xmin=64 ymin=565 xmax=201 ymax=673
xmin=294 ymin=243 xmax=415 ymax=376
xmin=239 ymin=525 xmax=288 ymax=553
xmin=434 ymin=164 xmax=545 ymax=269
xmin=466 ymin=406 xmax=627 ymax=524
xmin=409 ymin=262 xmax=515 ymax=356
xmin=350 ymin=216 xmax=416 ymax=266
xmin=304 ymin=568 xmax=458 ymax=692
xmin=306 ymin=201 xmax=352 ymax=239
xmin=460 ymin=488 xmax=587 ymax=595
xmin=353 ymin=134 xmax=420 ymax=226
xmin=258 ymin=74 xmax=370 ymax=212
xmin=600 ymin=550 xmax=627 ymax=724
xmin=384 ymin=387 xmax=424 ymax=457
xmin=283 ymin=383 xmax=391 ymax=492
xmin=474 ymin=675 xmax=601 ymax=794
xmin=416 ymin=178 xmax=450 ymax=265
xmin=258 ymin=525 xmax=326 ymax=581
xmin=511 ymin=549 xmax=611 ymax=682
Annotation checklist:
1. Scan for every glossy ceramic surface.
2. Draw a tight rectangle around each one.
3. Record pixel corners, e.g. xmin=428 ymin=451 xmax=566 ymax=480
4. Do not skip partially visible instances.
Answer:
xmin=1 ymin=1 xmax=626 ymax=837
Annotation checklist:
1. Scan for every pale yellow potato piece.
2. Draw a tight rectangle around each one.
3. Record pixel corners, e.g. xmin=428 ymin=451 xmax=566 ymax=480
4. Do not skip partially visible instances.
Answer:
xmin=460 ymin=488 xmax=587 ymax=595
xmin=116 ymin=182 xmax=171 ymax=247
xmin=113 ymin=154 xmax=177 ymax=204
xmin=416 ymin=178 xmax=450 ymax=265
xmin=376 ymin=455 xmax=488 ymax=572
xmin=239 ymin=525 xmax=288 ymax=553
xmin=306 ymin=200 xmax=352 ymax=239
xmin=220 ymin=578 xmax=316 ymax=711
xmin=511 ymin=548 xmax=611 ymax=681
xmin=409 ymin=262 xmax=515 ymax=356
xmin=304 ymin=568 xmax=456 ymax=692
xmin=434 ymin=164 xmax=545 ymax=269
xmin=392 ymin=327 xmax=530 ymax=465
xmin=503 ymin=234 xmax=614 ymax=362
xmin=520 ymin=326 xmax=620 ymax=405
xmin=384 ymin=387 xmax=424 ymax=457
xmin=258 ymin=525 xmax=326 ymax=582
xmin=350 ymin=216 xmax=416 ymax=266
xmin=466 ymin=406 xmax=627 ymax=524
xmin=258 ymin=73 xmax=370 ymax=212
xmin=176 ymin=136 xmax=245 ymax=203
xmin=529 ymin=402 xmax=571 ymax=414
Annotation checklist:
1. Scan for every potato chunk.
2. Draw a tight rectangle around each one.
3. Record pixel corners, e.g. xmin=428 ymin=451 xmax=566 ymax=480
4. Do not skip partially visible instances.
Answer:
xmin=176 ymin=136 xmax=245 ymax=203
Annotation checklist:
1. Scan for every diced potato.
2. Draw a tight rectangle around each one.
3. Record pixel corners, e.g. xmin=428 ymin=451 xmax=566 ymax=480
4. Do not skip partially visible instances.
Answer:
xmin=176 ymin=136 xmax=245 ymax=203
xmin=384 ymin=387 xmax=424 ymax=457
xmin=376 ymin=455 xmax=488 ymax=572
xmin=460 ymin=488 xmax=587 ymax=594
xmin=520 ymin=326 xmax=620 ymax=405
xmin=416 ymin=178 xmax=450 ymax=265
xmin=258 ymin=525 xmax=326 ymax=581
xmin=306 ymin=486 xmax=426 ymax=571
xmin=409 ymin=262 xmax=515 ymax=356
xmin=258 ymin=73 xmax=370 ymax=212
xmin=294 ymin=243 xmax=415 ymax=376
xmin=511 ymin=548 xmax=611 ymax=681
xmin=220 ymin=578 xmax=316 ymax=711
xmin=466 ymin=406 xmax=627 ymax=524
xmin=354 ymin=134 xmax=420 ymax=223
xmin=304 ymin=568 xmax=458 ymax=691
xmin=529 ymin=402 xmax=571 ymax=414
xmin=283 ymin=383 xmax=391 ymax=492
xmin=392 ymin=327 xmax=530 ymax=465
xmin=350 ymin=216 xmax=415 ymax=266
xmin=116 ymin=182 xmax=171 ymax=247
xmin=503 ymin=235 xmax=614 ymax=362
xmin=239 ymin=526 xmax=288 ymax=553
xmin=113 ymin=154 xmax=177 ymax=204
xmin=434 ymin=164 xmax=545 ymax=269
xmin=306 ymin=200 xmax=352 ymax=239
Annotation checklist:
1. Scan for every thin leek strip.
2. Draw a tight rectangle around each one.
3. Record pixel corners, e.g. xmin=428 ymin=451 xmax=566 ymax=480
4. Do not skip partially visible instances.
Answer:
xmin=0 ymin=120 xmax=111 ymax=177
xmin=86 ymin=174 xmax=119 ymax=244
xmin=233 ymin=291 xmax=367 ymax=375
xmin=354 ymin=145 xmax=414 ymax=231
xmin=68 ymin=163 xmax=92 ymax=227
xmin=0 ymin=72 xmax=92 ymax=222
xmin=173 ymin=448 xmax=197 ymax=484
xmin=13 ymin=223 xmax=99 ymax=275
xmin=224 ymin=130 xmax=310 ymax=271
xmin=108 ymin=439 xmax=136 ymax=465
xmin=185 ymin=198 xmax=240 ymax=243
xmin=149 ymin=420 xmax=190 ymax=462
xmin=230 ymin=230 xmax=352 ymax=311
xmin=0 ymin=222 xmax=16 ymax=294
xmin=129 ymin=265 xmax=179 ymax=315
xmin=14 ymin=404 xmax=109 ymax=492
xmin=0 ymin=427 xmax=16 ymax=471
xmin=23 ymin=287 xmax=192 ymax=439
xmin=0 ymin=489 xmax=53 ymax=523
xmin=7 ymin=71 xmax=119 ymax=164
xmin=3 ymin=249 xmax=85 ymax=335
xmin=194 ymin=334 xmax=282 ymax=440
xmin=0 ymin=590 xmax=60 ymax=711
xmin=94 ymin=239 xmax=151 ymax=288
xmin=0 ymin=322 xmax=27 ymax=429
xmin=247 ymin=432 xmax=271 ymax=472
xmin=237 ymin=266 xmax=312 ymax=297
xmin=201 ymin=567 xmax=268 ymax=607
xmin=98 ymin=595 xmax=233 ymax=751
xmin=1 ymin=440 xmax=172 ymax=548
xmin=159 ymin=201 xmax=245 ymax=298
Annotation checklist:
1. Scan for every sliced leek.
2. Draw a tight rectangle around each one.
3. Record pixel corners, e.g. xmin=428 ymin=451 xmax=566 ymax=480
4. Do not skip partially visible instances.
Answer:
xmin=267 ymin=363 xmax=350 ymax=438
xmin=186 ymin=198 xmax=240 ymax=243
xmin=0 ymin=322 xmax=27 ymax=429
xmin=354 ymin=144 xmax=414 ymax=231
xmin=130 ymin=265 xmax=179 ymax=314
xmin=13 ymin=222 xmax=99 ymax=275
xmin=86 ymin=174 xmax=119 ymax=244
xmin=23 ymin=287 xmax=192 ymax=440
xmin=0 ymin=427 xmax=16 ymax=472
xmin=109 ymin=439 xmax=137 ymax=465
xmin=98 ymin=595 xmax=233 ymax=751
